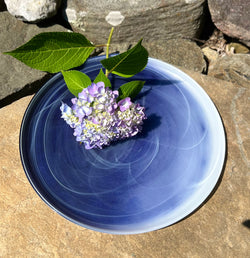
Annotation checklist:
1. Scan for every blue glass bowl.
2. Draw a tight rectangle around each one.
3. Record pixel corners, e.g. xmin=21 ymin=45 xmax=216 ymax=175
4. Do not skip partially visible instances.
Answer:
xmin=20 ymin=56 xmax=225 ymax=234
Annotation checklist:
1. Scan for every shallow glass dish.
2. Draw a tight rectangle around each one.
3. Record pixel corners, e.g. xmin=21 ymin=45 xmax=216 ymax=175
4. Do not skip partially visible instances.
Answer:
xmin=20 ymin=56 xmax=225 ymax=234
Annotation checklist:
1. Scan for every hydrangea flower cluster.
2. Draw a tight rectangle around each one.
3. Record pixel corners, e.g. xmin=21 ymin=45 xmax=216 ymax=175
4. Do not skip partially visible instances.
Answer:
xmin=60 ymin=82 xmax=146 ymax=149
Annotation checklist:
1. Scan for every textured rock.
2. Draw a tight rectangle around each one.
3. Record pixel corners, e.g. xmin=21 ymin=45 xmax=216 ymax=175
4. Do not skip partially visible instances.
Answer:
xmin=227 ymin=42 xmax=249 ymax=54
xmin=148 ymin=39 xmax=207 ymax=73
xmin=0 ymin=15 xmax=206 ymax=107
xmin=0 ymin=71 xmax=249 ymax=257
xmin=208 ymin=0 xmax=250 ymax=47
xmin=208 ymin=54 xmax=250 ymax=87
xmin=4 ymin=0 xmax=61 ymax=23
xmin=202 ymin=46 xmax=219 ymax=63
xmin=0 ymin=11 xmax=67 ymax=103
xmin=62 ymin=0 xmax=207 ymax=44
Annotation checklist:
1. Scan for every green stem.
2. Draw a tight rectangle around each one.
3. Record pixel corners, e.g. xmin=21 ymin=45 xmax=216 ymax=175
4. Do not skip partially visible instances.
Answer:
xmin=95 ymin=44 xmax=107 ymax=48
xmin=105 ymin=27 xmax=114 ymax=76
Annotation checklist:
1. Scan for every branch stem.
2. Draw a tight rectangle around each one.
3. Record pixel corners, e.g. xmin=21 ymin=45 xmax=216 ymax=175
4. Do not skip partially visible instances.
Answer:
xmin=105 ymin=27 xmax=114 ymax=76
xmin=95 ymin=44 xmax=107 ymax=48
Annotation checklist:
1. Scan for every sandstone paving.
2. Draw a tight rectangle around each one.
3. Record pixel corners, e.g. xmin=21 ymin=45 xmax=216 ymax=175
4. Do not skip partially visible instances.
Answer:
xmin=0 ymin=71 xmax=249 ymax=257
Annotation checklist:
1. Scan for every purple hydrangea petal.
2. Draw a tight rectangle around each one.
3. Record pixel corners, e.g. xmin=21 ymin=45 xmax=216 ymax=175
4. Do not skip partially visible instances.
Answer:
xmin=97 ymin=95 xmax=106 ymax=103
xmin=118 ymin=97 xmax=132 ymax=112
xmin=112 ymin=90 xmax=119 ymax=99
xmin=96 ymin=82 xmax=105 ymax=93
xmin=60 ymin=102 xmax=72 ymax=115
xmin=71 ymin=97 xmax=78 ymax=105
xmin=82 ymin=106 xmax=92 ymax=116
xmin=88 ymin=82 xmax=105 ymax=97
xmin=60 ymin=81 xmax=146 ymax=150
xmin=73 ymin=125 xmax=83 ymax=137
xmin=60 ymin=102 xmax=79 ymax=128
xmin=78 ymin=90 xmax=88 ymax=101
xmin=107 ymin=103 xmax=117 ymax=114
xmin=96 ymin=103 xmax=105 ymax=110
xmin=88 ymin=83 xmax=99 ymax=97
xmin=84 ymin=142 xmax=92 ymax=149
xmin=92 ymin=117 xmax=99 ymax=124
xmin=71 ymin=104 xmax=78 ymax=112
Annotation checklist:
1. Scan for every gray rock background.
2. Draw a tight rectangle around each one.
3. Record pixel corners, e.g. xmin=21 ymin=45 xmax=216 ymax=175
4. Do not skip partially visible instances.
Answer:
xmin=208 ymin=0 xmax=250 ymax=47
xmin=4 ymin=0 xmax=62 ymax=23
xmin=0 ymin=0 xmax=249 ymax=106
xmin=62 ymin=0 xmax=207 ymax=44
xmin=0 ymin=11 xmax=67 ymax=106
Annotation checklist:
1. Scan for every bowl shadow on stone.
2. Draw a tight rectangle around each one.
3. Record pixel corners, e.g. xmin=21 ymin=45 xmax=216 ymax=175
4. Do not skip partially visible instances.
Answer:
xmin=242 ymin=220 xmax=250 ymax=229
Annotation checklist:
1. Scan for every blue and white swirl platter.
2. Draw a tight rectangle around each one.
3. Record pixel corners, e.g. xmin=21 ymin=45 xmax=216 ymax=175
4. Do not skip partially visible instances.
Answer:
xmin=20 ymin=56 xmax=225 ymax=234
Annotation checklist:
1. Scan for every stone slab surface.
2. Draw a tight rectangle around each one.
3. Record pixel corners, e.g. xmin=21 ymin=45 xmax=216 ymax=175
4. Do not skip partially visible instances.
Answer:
xmin=0 ymin=70 xmax=249 ymax=257
xmin=208 ymin=53 xmax=250 ymax=88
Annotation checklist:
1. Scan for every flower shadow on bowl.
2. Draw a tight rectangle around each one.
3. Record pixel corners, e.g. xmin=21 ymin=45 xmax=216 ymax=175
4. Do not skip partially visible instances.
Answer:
xmin=107 ymin=81 xmax=164 ymax=148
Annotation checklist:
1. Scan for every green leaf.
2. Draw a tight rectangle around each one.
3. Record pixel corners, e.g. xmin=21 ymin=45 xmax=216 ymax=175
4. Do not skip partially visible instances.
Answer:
xmin=101 ymin=39 xmax=148 ymax=78
xmin=3 ymin=32 xmax=95 ymax=73
xmin=118 ymin=80 xmax=145 ymax=100
xmin=62 ymin=70 xmax=92 ymax=96
xmin=94 ymin=69 xmax=111 ymax=88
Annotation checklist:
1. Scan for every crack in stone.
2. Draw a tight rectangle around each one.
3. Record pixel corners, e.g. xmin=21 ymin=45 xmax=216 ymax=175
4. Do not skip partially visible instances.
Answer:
xmin=233 ymin=69 xmax=250 ymax=80
xmin=230 ymin=88 xmax=250 ymax=169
